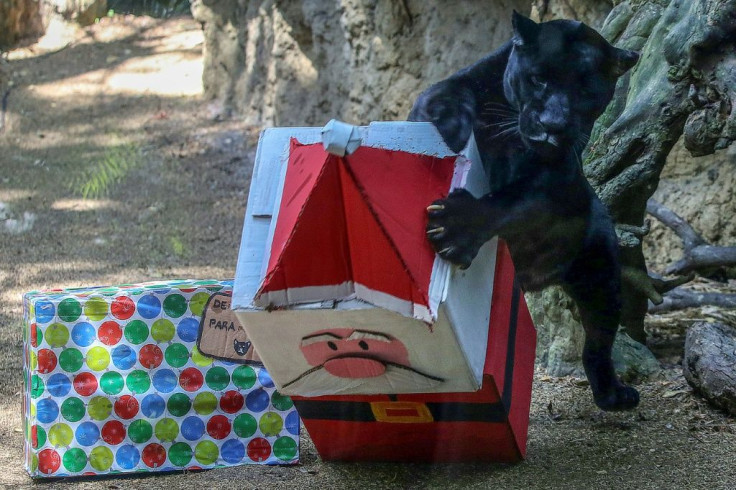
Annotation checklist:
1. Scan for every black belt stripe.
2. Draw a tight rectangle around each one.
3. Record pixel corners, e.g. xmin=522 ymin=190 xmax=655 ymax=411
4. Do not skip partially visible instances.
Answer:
xmin=293 ymin=274 xmax=523 ymax=424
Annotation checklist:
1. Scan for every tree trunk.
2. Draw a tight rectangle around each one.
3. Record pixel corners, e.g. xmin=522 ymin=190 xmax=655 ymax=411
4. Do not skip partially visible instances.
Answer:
xmin=586 ymin=0 xmax=736 ymax=342
xmin=0 ymin=0 xmax=44 ymax=48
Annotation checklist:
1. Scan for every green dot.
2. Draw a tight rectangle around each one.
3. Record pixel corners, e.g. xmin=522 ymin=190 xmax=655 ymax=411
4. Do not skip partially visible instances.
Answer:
xmin=128 ymin=419 xmax=152 ymax=443
xmin=48 ymin=423 xmax=74 ymax=447
xmin=86 ymin=346 xmax=111 ymax=371
xmin=194 ymin=440 xmax=219 ymax=465
xmin=100 ymin=371 xmax=124 ymax=395
xmin=151 ymin=319 xmax=175 ymax=343
xmin=124 ymin=320 xmax=149 ymax=344
xmin=31 ymin=375 xmax=44 ymax=399
xmin=126 ymin=370 xmax=151 ymax=394
xmin=193 ymin=392 xmax=217 ymax=415
xmin=61 ymin=397 xmax=86 ymax=422
xmin=63 ymin=447 xmax=88 ymax=472
xmin=274 ymin=436 xmax=298 ymax=461
xmin=84 ymin=297 xmax=109 ymax=321
xmin=167 ymin=393 xmax=191 ymax=417
xmin=169 ymin=442 xmax=193 ymax=467
xmin=191 ymin=345 xmax=213 ymax=367
xmin=259 ymin=412 xmax=284 ymax=436
xmin=35 ymin=425 xmax=47 ymax=449
xmin=89 ymin=446 xmax=113 ymax=471
xmin=189 ymin=292 xmax=210 ymax=316
xmin=233 ymin=413 xmax=257 ymax=438
xmin=163 ymin=294 xmax=187 ymax=318
xmin=271 ymin=391 xmax=293 ymax=411
xmin=57 ymin=298 xmax=82 ymax=322
xmin=232 ymin=365 xmax=256 ymax=390
xmin=35 ymin=324 xmax=44 ymax=346
xmin=59 ymin=348 xmax=84 ymax=372
xmin=154 ymin=418 xmax=179 ymax=442
xmin=205 ymin=367 xmax=230 ymax=391
xmin=46 ymin=323 xmax=70 ymax=347
xmin=88 ymin=396 xmax=112 ymax=421
xmin=164 ymin=343 xmax=189 ymax=368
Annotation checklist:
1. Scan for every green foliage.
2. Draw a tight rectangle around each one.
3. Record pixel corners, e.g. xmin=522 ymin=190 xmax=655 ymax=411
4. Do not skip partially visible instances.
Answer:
xmin=71 ymin=143 xmax=142 ymax=199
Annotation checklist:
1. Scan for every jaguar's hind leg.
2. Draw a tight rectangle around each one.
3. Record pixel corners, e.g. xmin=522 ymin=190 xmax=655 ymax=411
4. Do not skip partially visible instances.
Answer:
xmin=563 ymin=233 xmax=640 ymax=411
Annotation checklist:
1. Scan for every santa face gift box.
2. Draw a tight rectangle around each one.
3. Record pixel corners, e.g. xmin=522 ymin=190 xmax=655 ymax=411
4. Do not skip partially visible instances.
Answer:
xmin=231 ymin=121 xmax=501 ymax=397
xmin=22 ymin=280 xmax=299 ymax=478
xmin=292 ymin=243 xmax=536 ymax=462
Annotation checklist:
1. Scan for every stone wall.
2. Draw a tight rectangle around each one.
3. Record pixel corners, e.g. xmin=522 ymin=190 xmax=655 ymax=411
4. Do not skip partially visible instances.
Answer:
xmin=191 ymin=0 xmax=533 ymax=125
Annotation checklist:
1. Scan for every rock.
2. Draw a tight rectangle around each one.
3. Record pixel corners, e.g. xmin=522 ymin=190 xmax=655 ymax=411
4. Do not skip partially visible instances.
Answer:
xmin=612 ymin=331 xmax=660 ymax=382
xmin=190 ymin=0 xmax=532 ymax=125
xmin=683 ymin=321 xmax=736 ymax=416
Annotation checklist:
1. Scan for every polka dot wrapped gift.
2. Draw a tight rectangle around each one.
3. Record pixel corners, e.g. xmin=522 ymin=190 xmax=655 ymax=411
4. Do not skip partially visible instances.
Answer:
xmin=22 ymin=280 xmax=300 ymax=478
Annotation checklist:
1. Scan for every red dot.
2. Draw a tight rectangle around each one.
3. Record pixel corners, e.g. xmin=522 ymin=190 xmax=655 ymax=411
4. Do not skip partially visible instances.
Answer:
xmin=142 ymin=443 xmax=167 ymax=468
xmin=38 ymin=449 xmax=61 ymax=474
xmin=101 ymin=420 xmax=126 ymax=445
xmin=206 ymin=415 xmax=232 ymax=439
xmin=179 ymin=367 xmax=204 ymax=392
xmin=31 ymin=324 xmax=39 ymax=347
xmin=179 ymin=288 xmax=197 ymax=293
xmin=188 ymin=465 xmax=202 ymax=471
xmin=219 ymin=390 xmax=244 ymax=414
xmin=73 ymin=372 xmax=98 ymax=396
xmin=247 ymin=438 xmax=272 ymax=462
xmin=111 ymin=296 xmax=136 ymax=320
xmin=98 ymin=321 xmax=123 ymax=346
xmin=139 ymin=344 xmax=163 ymax=369
xmin=114 ymin=395 xmax=140 ymax=419
xmin=37 ymin=349 xmax=58 ymax=374
xmin=31 ymin=425 xmax=39 ymax=449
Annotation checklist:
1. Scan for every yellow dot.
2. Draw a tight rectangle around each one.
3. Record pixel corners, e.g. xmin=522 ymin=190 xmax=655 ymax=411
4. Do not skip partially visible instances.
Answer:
xmin=191 ymin=346 xmax=213 ymax=367
xmin=48 ymin=423 xmax=73 ymax=447
xmin=86 ymin=346 xmax=111 ymax=371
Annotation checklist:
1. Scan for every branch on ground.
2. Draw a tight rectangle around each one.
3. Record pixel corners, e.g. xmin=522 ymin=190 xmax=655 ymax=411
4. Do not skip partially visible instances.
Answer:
xmin=647 ymin=199 xmax=736 ymax=276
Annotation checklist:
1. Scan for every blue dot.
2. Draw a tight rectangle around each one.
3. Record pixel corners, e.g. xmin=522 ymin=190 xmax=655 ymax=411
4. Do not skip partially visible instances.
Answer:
xmin=181 ymin=416 xmax=205 ymax=441
xmin=245 ymin=388 xmax=270 ymax=412
xmin=176 ymin=318 xmax=199 ymax=343
xmin=35 ymin=300 xmax=55 ymax=324
xmin=285 ymin=410 xmax=300 ymax=436
xmin=141 ymin=393 xmax=166 ymax=418
xmin=137 ymin=295 xmax=161 ymax=319
xmin=36 ymin=398 xmax=59 ymax=423
xmin=152 ymin=369 xmax=177 ymax=393
xmin=112 ymin=345 xmax=137 ymax=370
xmin=116 ymin=445 xmax=140 ymax=470
xmin=71 ymin=322 xmax=96 ymax=347
xmin=221 ymin=439 xmax=245 ymax=464
xmin=46 ymin=373 xmax=72 ymax=397
xmin=75 ymin=421 xmax=100 ymax=446
xmin=257 ymin=369 xmax=274 ymax=388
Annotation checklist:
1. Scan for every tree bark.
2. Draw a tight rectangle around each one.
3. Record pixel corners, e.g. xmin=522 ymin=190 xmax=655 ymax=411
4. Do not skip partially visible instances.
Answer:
xmin=0 ymin=0 xmax=44 ymax=48
xmin=683 ymin=322 xmax=736 ymax=415
xmin=584 ymin=0 xmax=736 ymax=341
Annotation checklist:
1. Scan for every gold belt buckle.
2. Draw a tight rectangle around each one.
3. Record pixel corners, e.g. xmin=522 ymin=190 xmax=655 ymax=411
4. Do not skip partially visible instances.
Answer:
xmin=370 ymin=401 xmax=434 ymax=423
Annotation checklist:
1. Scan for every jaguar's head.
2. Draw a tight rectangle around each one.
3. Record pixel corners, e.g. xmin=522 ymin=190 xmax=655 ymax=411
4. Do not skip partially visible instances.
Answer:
xmin=503 ymin=12 xmax=638 ymax=157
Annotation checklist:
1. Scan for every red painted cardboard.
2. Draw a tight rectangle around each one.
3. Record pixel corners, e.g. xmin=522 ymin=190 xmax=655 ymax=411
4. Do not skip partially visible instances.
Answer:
xmin=233 ymin=122 xmax=502 ymax=397
xmin=292 ymin=242 xmax=537 ymax=462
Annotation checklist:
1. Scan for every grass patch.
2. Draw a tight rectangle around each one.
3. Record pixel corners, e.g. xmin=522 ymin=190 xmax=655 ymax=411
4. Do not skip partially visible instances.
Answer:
xmin=70 ymin=143 xmax=143 ymax=199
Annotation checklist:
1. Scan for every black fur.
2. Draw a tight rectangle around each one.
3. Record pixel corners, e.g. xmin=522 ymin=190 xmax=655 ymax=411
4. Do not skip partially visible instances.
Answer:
xmin=409 ymin=12 xmax=640 ymax=411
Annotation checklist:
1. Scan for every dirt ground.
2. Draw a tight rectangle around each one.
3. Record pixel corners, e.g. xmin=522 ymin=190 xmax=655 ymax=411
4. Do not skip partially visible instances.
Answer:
xmin=0 ymin=16 xmax=734 ymax=490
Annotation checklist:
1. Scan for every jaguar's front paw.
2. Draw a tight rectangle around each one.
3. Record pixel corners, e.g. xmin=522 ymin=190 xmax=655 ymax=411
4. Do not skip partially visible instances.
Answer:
xmin=426 ymin=189 xmax=492 ymax=269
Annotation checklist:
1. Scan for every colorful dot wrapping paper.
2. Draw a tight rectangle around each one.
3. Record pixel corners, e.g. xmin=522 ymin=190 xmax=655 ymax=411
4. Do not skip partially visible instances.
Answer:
xmin=22 ymin=280 xmax=300 ymax=479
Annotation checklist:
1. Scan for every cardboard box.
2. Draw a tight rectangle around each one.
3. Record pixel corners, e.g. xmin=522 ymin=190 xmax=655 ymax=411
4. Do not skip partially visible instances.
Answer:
xmin=232 ymin=120 xmax=499 ymax=396
xmin=22 ymin=280 xmax=299 ymax=478
xmin=292 ymin=244 xmax=537 ymax=462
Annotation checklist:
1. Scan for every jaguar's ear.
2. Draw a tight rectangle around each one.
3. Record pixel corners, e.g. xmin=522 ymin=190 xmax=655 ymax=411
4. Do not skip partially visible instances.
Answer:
xmin=611 ymin=48 xmax=639 ymax=77
xmin=512 ymin=10 xmax=540 ymax=47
